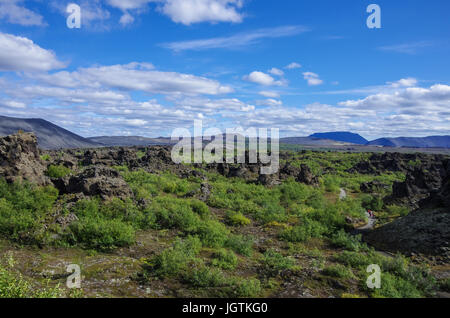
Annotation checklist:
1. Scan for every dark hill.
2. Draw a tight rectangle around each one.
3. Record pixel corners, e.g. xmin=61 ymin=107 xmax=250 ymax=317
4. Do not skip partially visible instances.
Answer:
xmin=309 ymin=132 xmax=368 ymax=145
xmin=0 ymin=116 xmax=101 ymax=150
xmin=368 ymin=136 xmax=450 ymax=148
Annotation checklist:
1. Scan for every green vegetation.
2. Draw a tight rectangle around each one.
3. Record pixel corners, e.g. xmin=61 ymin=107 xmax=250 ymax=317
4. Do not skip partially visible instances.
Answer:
xmin=0 ymin=179 xmax=58 ymax=244
xmin=323 ymin=264 xmax=354 ymax=279
xmin=40 ymin=154 xmax=51 ymax=161
xmin=0 ymin=150 xmax=441 ymax=298
xmin=0 ymin=255 xmax=63 ymax=298
xmin=260 ymin=249 xmax=297 ymax=277
xmin=46 ymin=165 xmax=72 ymax=178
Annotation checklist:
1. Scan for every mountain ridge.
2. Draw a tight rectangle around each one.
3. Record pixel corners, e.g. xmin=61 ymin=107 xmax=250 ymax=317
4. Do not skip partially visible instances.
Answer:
xmin=1 ymin=116 xmax=450 ymax=149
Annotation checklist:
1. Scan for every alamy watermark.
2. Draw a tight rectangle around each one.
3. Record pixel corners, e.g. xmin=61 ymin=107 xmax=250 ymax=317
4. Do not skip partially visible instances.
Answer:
xmin=66 ymin=3 xmax=81 ymax=29
xmin=367 ymin=4 xmax=381 ymax=29
xmin=171 ymin=120 xmax=280 ymax=175
xmin=66 ymin=264 xmax=81 ymax=289
xmin=366 ymin=264 xmax=381 ymax=289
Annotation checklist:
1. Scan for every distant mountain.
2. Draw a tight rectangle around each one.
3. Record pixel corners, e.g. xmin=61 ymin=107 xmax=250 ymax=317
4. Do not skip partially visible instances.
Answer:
xmin=368 ymin=136 xmax=450 ymax=148
xmin=88 ymin=136 xmax=176 ymax=147
xmin=0 ymin=116 xmax=101 ymax=150
xmin=309 ymin=132 xmax=369 ymax=145
xmin=280 ymin=137 xmax=353 ymax=146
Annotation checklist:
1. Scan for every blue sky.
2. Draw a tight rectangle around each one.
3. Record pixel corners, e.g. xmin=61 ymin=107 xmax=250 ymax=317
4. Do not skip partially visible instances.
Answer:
xmin=0 ymin=0 xmax=449 ymax=140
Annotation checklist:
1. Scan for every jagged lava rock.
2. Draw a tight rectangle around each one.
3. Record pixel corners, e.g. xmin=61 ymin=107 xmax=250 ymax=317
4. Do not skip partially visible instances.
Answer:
xmin=0 ymin=132 xmax=49 ymax=185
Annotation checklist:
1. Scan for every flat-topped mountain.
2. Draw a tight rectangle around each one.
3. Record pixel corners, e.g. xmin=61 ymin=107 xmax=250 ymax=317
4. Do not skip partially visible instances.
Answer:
xmin=309 ymin=132 xmax=369 ymax=145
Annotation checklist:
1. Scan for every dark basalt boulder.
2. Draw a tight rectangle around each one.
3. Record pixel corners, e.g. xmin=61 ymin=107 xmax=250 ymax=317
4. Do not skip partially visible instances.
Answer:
xmin=52 ymin=166 xmax=133 ymax=200
xmin=0 ymin=132 xmax=49 ymax=186
xmin=296 ymin=164 xmax=319 ymax=186
xmin=386 ymin=159 xmax=447 ymax=209
xmin=364 ymin=208 xmax=450 ymax=261
xmin=365 ymin=159 xmax=450 ymax=261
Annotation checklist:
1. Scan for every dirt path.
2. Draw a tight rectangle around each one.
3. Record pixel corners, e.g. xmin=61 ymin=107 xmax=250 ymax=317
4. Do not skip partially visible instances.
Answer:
xmin=358 ymin=212 xmax=376 ymax=230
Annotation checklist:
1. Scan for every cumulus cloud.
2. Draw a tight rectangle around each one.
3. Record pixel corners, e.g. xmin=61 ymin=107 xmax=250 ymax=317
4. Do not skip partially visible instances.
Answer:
xmin=160 ymin=0 xmax=244 ymax=25
xmin=259 ymin=91 xmax=280 ymax=98
xmin=161 ymin=25 xmax=309 ymax=51
xmin=244 ymin=71 xmax=284 ymax=86
xmin=268 ymin=67 xmax=284 ymax=77
xmin=0 ymin=0 xmax=45 ymax=26
xmin=255 ymin=99 xmax=283 ymax=107
xmin=106 ymin=0 xmax=244 ymax=26
xmin=339 ymin=84 xmax=450 ymax=113
xmin=0 ymin=32 xmax=66 ymax=72
xmin=27 ymin=62 xmax=233 ymax=96
xmin=388 ymin=78 xmax=418 ymax=88
xmin=303 ymin=72 xmax=323 ymax=86
xmin=285 ymin=62 xmax=302 ymax=69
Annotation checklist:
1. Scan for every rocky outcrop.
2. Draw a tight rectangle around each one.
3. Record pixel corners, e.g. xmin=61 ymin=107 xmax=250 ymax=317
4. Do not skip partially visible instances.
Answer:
xmin=52 ymin=166 xmax=133 ymax=200
xmin=296 ymin=164 xmax=319 ymax=186
xmin=364 ymin=208 xmax=450 ymax=261
xmin=349 ymin=152 xmax=446 ymax=175
xmin=0 ymin=132 xmax=49 ymax=185
xmin=364 ymin=159 xmax=450 ymax=261
xmin=386 ymin=158 xmax=448 ymax=209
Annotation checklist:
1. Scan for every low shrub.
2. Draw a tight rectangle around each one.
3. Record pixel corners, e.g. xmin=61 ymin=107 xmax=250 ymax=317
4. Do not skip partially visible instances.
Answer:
xmin=46 ymin=165 xmax=72 ymax=179
xmin=68 ymin=217 xmax=135 ymax=251
xmin=323 ymin=264 xmax=354 ymax=279
xmin=261 ymin=249 xmax=296 ymax=277
xmin=280 ymin=218 xmax=327 ymax=242
xmin=0 ymin=256 xmax=63 ymax=298
xmin=231 ymin=278 xmax=262 ymax=298
xmin=211 ymin=249 xmax=238 ymax=270
xmin=330 ymin=230 xmax=368 ymax=252
xmin=225 ymin=235 xmax=254 ymax=257
xmin=386 ymin=205 xmax=410 ymax=217
xmin=226 ymin=211 xmax=251 ymax=226
xmin=149 ymin=236 xmax=202 ymax=278
xmin=183 ymin=266 xmax=227 ymax=288
xmin=196 ymin=220 xmax=229 ymax=248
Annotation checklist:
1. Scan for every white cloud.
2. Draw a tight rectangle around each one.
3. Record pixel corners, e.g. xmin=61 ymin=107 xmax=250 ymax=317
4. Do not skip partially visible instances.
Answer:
xmin=161 ymin=25 xmax=309 ymax=51
xmin=0 ymin=99 xmax=26 ymax=108
xmin=106 ymin=0 xmax=151 ymax=11
xmin=388 ymin=78 xmax=418 ymax=88
xmin=0 ymin=0 xmax=45 ymax=26
xmin=339 ymin=84 xmax=450 ymax=113
xmin=268 ymin=67 xmax=284 ymax=77
xmin=255 ymin=99 xmax=282 ymax=107
xmin=259 ymin=91 xmax=280 ymax=98
xmin=285 ymin=62 xmax=302 ymax=69
xmin=303 ymin=72 xmax=323 ymax=86
xmin=27 ymin=62 xmax=233 ymax=96
xmin=160 ymin=0 xmax=244 ymax=25
xmin=175 ymin=97 xmax=255 ymax=113
xmin=378 ymin=41 xmax=433 ymax=54
xmin=0 ymin=32 xmax=66 ymax=72
xmin=244 ymin=71 xmax=284 ymax=86
xmin=119 ymin=12 xmax=135 ymax=25
xmin=106 ymin=0 xmax=244 ymax=26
